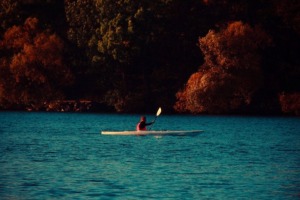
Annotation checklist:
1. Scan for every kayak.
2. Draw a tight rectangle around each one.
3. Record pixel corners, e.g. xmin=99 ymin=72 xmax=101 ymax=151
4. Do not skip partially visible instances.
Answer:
xmin=101 ymin=130 xmax=204 ymax=136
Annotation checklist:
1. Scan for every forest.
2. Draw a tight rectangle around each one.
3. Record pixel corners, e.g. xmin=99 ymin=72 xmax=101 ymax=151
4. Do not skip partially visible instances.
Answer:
xmin=0 ymin=0 xmax=299 ymax=115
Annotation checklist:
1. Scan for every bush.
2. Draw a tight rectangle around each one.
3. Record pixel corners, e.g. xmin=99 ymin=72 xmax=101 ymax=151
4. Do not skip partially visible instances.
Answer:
xmin=279 ymin=93 xmax=300 ymax=115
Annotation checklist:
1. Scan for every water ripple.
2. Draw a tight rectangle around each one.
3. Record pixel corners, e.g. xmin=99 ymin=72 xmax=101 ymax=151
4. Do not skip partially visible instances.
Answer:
xmin=0 ymin=113 xmax=299 ymax=199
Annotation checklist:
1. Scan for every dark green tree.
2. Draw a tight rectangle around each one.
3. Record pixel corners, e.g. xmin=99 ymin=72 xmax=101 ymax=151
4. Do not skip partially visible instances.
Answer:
xmin=65 ymin=0 xmax=207 ymax=112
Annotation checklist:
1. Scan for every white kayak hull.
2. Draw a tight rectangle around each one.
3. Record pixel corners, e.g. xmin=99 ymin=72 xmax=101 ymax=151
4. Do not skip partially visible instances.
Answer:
xmin=101 ymin=130 xmax=203 ymax=136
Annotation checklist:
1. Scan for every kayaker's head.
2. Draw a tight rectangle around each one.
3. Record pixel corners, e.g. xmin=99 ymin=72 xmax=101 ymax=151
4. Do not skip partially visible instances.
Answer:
xmin=140 ymin=116 xmax=146 ymax=122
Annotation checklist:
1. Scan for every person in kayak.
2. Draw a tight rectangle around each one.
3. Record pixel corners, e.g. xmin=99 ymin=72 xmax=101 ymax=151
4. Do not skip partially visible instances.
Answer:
xmin=136 ymin=116 xmax=154 ymax=131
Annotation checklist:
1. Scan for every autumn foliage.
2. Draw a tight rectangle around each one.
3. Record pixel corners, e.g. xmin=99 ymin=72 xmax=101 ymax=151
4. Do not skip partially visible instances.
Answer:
xmin=175 ymin=21 xmax=272 ymax=114
xmin=0 ymin=17 xmax=73 ymax=110
xmin=0 ymin=1 xmax=299 ymax=114
xmin=279 ymin=93 xmax=300 ymax=115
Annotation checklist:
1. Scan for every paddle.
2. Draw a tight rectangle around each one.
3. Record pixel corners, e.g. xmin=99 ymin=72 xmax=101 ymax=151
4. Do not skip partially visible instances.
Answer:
xmin=149 ymin=107 xmax=162 ymax=130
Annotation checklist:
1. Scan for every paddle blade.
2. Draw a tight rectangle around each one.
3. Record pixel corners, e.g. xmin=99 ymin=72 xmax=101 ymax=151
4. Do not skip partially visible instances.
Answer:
xmin=156 ymin=107 xmax=162 ymax=117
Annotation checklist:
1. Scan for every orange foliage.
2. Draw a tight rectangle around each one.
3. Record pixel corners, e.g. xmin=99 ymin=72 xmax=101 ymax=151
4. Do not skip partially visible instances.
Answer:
xmin=23 ymin=17 xmax=39 ymax=31
xmin=3 ymin=26 xmax=29 ymax=50
xmin=0 ymin=17 xmax=73 ymax=108
xmin=279 ymin=93 xmax=300 ymax=115
xmin=175 ymin=72 xmax=204 ymax=113
xmin=199 ymin=21 xmax=272 ymax=71
xmin=175 ymin=68 xmax=246 ymax=113
xmin=175 ymin=21 xmax=271 ymax=114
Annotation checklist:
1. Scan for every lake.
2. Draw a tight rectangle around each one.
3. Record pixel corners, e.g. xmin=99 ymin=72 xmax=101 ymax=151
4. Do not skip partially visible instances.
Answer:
xmin=0 ymin=112 xmax=299 ymax=199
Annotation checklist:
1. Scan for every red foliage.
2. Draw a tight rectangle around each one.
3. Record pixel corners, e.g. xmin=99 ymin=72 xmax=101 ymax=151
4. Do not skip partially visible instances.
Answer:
xmin=0 ymin=17 xmax=73 ymax=109
xmin=175 ymin=21 xmax=272 ymax=114
xmin=279 ymin=93 xmax=300 ymax=115
xmin=175 ymin=72 xmax=204 ymax=113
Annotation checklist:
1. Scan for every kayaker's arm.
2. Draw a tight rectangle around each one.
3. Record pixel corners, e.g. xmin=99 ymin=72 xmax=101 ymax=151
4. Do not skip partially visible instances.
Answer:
xmin=145 ymin=121 xmax=154 ymax=126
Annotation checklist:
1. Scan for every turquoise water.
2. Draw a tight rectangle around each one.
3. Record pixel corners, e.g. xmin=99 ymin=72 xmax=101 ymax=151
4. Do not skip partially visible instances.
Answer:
xmin=0 ymin=112 xmax=299 ymax=199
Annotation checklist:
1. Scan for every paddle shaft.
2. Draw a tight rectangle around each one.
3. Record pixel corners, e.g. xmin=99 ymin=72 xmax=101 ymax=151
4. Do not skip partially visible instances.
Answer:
xmin=149 ymin=107 xmax=161 ymax=130
xmin=148 ymin=117 xmax=156 ymax=130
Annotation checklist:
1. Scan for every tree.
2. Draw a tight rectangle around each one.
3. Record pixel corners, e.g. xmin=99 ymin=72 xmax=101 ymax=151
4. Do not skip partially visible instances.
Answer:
xmin=0 ymin=0 xmax=21 ymax=35
xmin=273 ymin=0 xmax=300 ymax=35
xmin=94 ymin=0 xmax=169 ymax=112
xmin=0 ymin=17 xmax=73 ymax=109
xmin=175 ymin=21 xmax=272 ymax=114
xmin=64 ymin=0 xmax=207 ymax=112
xmin=64 ymin=0 xmax=146 ymax=111
xmin=279 ymin=92 xmax=300 ymax=116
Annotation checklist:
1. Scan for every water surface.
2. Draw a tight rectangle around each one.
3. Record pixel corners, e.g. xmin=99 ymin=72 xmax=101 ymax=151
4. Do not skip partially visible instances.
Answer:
xmin=0 ymin=112 xmax=299 ymax=199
